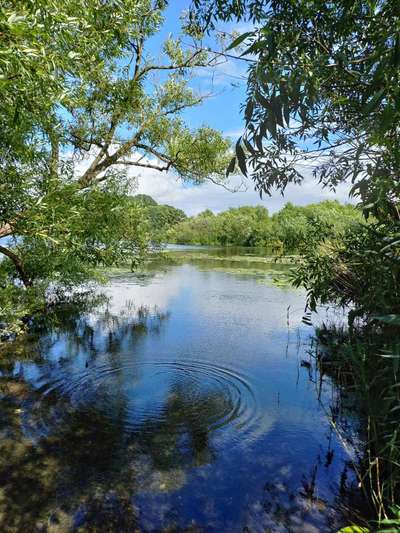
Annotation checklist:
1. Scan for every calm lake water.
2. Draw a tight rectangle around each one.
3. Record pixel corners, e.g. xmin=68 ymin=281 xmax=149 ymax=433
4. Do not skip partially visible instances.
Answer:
xmin=0 ymin=252 xmax=360 ymax=532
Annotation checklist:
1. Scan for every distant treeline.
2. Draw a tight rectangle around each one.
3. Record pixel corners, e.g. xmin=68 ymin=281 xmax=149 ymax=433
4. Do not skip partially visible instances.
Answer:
xmin=159 ymin=200 xmax=364 ymax=252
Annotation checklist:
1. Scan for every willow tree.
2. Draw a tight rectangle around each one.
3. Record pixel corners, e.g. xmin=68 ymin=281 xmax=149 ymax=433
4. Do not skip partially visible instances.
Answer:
xmin=0 ymin=0 xmax=231 ymax=289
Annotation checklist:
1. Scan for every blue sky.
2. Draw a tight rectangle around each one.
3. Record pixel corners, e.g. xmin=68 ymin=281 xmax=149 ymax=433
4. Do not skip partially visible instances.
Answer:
xmin=133 ymin=1 xmax=352 ymax=215
xmin=146 ymin=2 xmax=248 ymax=132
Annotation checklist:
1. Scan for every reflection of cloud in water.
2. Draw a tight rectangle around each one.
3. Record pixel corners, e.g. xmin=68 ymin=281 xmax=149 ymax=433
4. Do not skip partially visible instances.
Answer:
xmin=101 ymin=265 xmax=310 ymax=343
xmin=102 ymin=269 xmax=185 ymax=316
xmin=246 ymin=410 xmax=276 ymax=443
xmin=183 ymin=266 xmax=307 ymax=332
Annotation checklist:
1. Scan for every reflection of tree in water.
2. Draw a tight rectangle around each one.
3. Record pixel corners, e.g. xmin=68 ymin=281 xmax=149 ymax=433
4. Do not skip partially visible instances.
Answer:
xmin=0 ymin=291 xmax=107 ymax=369
xmin=1 ymin=284 xmax=168 ymax=364
xmin=244 ymin=426 xmax=367 ymax=532
xmin=138 ymin=380 xmax=231 ymax=471
xmin=0 ymin=387 xmax=225 ymax=532
xmin=245 ymin=456 xmax=333 ymax=531
xmin=0 ymin=396 xmax=141 ymax=532
xmin=0 ymin=297 xmax=231 ymax=532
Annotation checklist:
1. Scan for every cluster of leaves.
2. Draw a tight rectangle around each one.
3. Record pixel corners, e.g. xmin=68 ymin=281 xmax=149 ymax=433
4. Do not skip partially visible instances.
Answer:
xmin=166 ymin=200 xmax=363 ymax=250
xmin=190 ymin=0 xmax=400 ymax=340
xmin=0 ymin=178 xmax=150 ymax=336
xmin=291 ymin=215 xmax=400 ymax=528
xmin=191 ymin=0 xmax=269 ymax=28
xmin=292 ymin=220 xmax=400 ymax=322
xmin=0 ymin=281 xmax=46 ymax=339
xmin=166 ymin=205 xmax=272 ymax=247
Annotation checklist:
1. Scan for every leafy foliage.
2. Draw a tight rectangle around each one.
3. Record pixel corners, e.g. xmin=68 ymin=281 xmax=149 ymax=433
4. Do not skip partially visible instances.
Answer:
xmin=191 ymin=2 xmax=400 ymax=526
xmin=292 ymin=221 xmax=400 ymax=322
xmin=0 ymin=0 xmax=231 ymax=265
xmin=166 ymin=200 xmax=363 ymax=250
xmin=191 ymin=0 xmax=400 ymax=322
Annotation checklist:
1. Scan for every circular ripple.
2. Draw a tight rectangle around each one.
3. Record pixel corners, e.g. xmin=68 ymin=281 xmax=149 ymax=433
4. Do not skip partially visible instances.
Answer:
xmin=22 ymin=358 xmax=261 ymax=447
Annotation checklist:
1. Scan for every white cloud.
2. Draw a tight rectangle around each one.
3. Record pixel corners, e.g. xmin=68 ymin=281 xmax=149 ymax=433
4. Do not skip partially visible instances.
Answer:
xmin=133 ymin=165 xmax=353 ymax=216
xmin=71 ymin=147 xmax=354 ymax=217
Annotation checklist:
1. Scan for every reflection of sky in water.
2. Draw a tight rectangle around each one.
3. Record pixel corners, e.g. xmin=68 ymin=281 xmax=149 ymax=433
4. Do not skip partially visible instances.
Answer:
xmin=6 ymin=264 xmax=358 ymax=532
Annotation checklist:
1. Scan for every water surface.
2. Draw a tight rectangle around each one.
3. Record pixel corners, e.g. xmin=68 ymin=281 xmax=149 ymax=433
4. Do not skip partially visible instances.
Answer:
xmin=0 ymin=256 xmax=358 ymax=532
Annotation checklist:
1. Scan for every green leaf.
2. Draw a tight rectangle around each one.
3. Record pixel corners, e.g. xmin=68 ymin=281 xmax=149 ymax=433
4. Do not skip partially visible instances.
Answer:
xmin=381 ymin=239 xmax=400 ymax=252
xmin=243 ymin=137 xmax=256 ymax=155
xmin=235 ymin=138 xmax=247 ymax=176
xmin=266 ymin=114 xmax=277 ymax=138
xmin=225 ymin=32 xmax=254 ymax=51
xmin=255 ymin=131 xmax=263 ymax=152
xmin=373 ymin=314 xmax=400 ymax=326
xmin=271 ymin=95 xmax=284 ymax=127
xmin=364 ymin=88 xmax=385 ymax=114
xmin=226 ymin=156 xmax=236 ymax=176
xmin=380 ymin=105 xmax=395 ymax=131
xmin=245 ymin=99 xmax=254 ymax=121
xmin=254 ymin=90 xmax=270 ymax=108
xmin=283 ymin=102 xmax=290 ymax=127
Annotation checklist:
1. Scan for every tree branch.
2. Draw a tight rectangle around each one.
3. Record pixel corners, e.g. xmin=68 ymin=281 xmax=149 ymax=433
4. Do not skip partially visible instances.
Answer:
xmin=0 ymin=245 xmax=31 ymax=287
xmin=132 ymin=36 xmax=144 ymax=81
xmin=49 ymin=135 xmax=59 ymax=179
xmin=119 ymin=160 xmax=172 ymax=172
xmin=135 ymin=143 xmax=172 ymax=164
xmin=137 ymin=49 xmax=206 ymax=79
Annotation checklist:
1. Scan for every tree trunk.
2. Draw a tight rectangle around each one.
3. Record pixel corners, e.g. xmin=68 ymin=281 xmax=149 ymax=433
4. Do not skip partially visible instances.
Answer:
xmin=0 ymin=245 xmax=32 ymax=287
